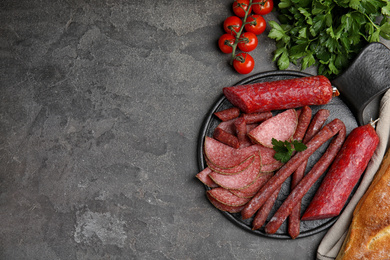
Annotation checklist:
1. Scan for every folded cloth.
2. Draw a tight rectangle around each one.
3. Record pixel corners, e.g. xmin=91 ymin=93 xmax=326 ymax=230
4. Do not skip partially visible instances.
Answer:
xmin=317 ymin=89 xmax=390 ymax=260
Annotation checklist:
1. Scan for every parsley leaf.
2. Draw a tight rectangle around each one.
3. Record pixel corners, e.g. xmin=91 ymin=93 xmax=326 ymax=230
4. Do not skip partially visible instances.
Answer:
xmin=272 ymin=138 xmax=308 ymax=163
xmin=268 ymin=0 xmax=390 ymax=79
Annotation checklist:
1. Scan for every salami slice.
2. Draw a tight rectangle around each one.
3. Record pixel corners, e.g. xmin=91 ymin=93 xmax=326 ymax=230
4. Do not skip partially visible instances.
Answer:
xmin=209 ymin=153 xmax=262 ymax=190
xmin=206 ymin=155 xmax=255 ymax=175
xmin=230 ymin=172 xmax=273 ymax=198
xmin=196 ymin=167 xmax=219 ymax=188
xmin=248 ymin=109 xmax=298 ymax=148
xmin=216 ymin=119 xmax=236 ymax=135
xmin=260 ymin=162 xmax=284 ymax=173
xmin=206 ymin=192 xmax=246 ymax=213
xmin=207 ymin=187 xmax=250 ymax=207
xmin=204 ymin=137 xmax=254 ymax=169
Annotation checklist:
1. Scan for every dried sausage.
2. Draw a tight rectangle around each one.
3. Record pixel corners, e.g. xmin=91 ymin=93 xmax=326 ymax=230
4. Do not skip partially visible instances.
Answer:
xmin=223 ymin=75 xmax=333 ymax=113
xmin=241 ymin=119 xmax=345 ymax=220
xmin=301 ymin=123 xmax=379 ymax=221
xmin=288 ymin=109 xmax=329 ymax=238
xmin=242 ymin=112 xmax=272 ymax=124
xmin=264 ymin=122 xmax=346 ymax=234
xmin=214 ymin=107 xmax=240 ymax=121
xmin=252 ymin=185 xmax=282 ymax=230
xmin=213 ymin=127 xmax=240 ymax=148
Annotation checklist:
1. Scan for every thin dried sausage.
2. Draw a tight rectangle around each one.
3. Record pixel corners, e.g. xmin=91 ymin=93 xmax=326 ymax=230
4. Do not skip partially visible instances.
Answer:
xmin=288 ymin=109 xmax=329 ymax=238
xmin=264 ymin=122 xmax=346 ymax=234
xmin=214 ymin=107 xmax=240 ymax=121
xmin=241 ymin=119 xmax=345 ymax=220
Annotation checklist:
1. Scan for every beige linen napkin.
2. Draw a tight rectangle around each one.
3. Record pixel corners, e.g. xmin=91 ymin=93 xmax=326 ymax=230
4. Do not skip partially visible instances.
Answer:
xmin=317 ymin=89 xmax=390 ymax=260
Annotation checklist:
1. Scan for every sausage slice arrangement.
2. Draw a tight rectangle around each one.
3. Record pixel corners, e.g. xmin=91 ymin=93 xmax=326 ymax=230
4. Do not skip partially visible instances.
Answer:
xmin=196 ymin=76 xmax=379 ymax=239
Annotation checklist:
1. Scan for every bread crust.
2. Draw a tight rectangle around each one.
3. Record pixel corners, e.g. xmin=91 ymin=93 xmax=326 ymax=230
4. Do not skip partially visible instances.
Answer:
xmin=336 ymin=149 xmax=390 ymax=259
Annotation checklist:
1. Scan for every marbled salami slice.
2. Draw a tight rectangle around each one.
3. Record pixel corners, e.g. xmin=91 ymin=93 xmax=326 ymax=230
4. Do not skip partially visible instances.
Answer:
xmin=230 ymin=172 xmax=273 ymax=198
xmin=260 ymin=162 xmax=284 ymax=173
xmin=196 ymin=167 xmax=219 ymax=188
xmin=248 ymin=109 xmax=298 ymax=148
xmin=216 ymin=119 xmax=236 ymax=135
xmin=206 ymin=192 xmax=246 ymax=213
xmin=204 ymin=137 xmax=262 ymax=169
xmin=207 ymin=187 xmax=250 ymax=207
xmin=206 ymin=155 xmax=255 ymax=175
xmin=209 ymin=153 xmax=262 ymax=190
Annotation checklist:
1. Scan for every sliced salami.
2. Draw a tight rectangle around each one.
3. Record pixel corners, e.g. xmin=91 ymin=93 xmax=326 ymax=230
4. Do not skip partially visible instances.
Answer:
xmin=209 ymin=153 xmax=262 ymax=190
xmin=207 ymin=187 xmax=250 ymax=207
xmin=230 ymin=172 xmax=273 ymax=197
xmin=206 ymin=192 xmax=246 ymax=213
xmin=216 ymin=119 xmax=236 ymax=135
xmin=204 ymin=137 xmax=253 ymax=169
xmin=196 ymin=167 xmax=219 ymax=188
xmin=260 ymin=162 xmax=284 ymax=173
xmin=206 ymin=155 xmax=255 ymax=175
xmin=248 ymin=109 xmax=298 ymax=148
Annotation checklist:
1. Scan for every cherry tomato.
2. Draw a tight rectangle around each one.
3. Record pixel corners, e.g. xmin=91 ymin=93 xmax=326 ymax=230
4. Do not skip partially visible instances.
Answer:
xmin=244 ymin=14 xmax=266 ymax=35
xmin=218 ymin=34 xmax=236 ymax=53
xmin=252 ymin=0 xmax=273 ymax=15
xmin=232 ymin=0 xmax=252 ymax=18
xmin=237 ymin=32 xmax=258 ymax=52
xmin=233 ymin=53 xmax=255 ymax=74
xmin=223 ymin=16 xmax=243 ymax=35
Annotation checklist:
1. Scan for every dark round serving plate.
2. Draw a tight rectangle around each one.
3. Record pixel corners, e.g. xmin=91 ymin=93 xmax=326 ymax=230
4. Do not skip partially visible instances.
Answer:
xmin=197 ymin=70 xmax=359 ymax=239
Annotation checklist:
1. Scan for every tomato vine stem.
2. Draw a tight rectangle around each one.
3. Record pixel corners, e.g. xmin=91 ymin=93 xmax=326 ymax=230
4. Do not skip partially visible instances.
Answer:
xmin=230 ymin=0 xmax=255 ymax=65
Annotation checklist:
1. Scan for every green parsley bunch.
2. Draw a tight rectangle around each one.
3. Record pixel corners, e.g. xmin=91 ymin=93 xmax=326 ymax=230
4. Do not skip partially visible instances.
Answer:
xmin=268 ymin=0 xmax=390 ymax=78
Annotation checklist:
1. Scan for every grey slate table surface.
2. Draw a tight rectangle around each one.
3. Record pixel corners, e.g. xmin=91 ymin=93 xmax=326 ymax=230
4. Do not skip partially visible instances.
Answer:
xmin=1 ymin=1 xmax=389 ymax=259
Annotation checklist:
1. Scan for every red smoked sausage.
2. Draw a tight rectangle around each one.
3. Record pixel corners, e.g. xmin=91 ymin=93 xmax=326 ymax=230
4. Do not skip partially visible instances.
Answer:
xmin=214 ymin=107 xmax=240 ymax=121
xmin=241 ymin=118 xmax=345 ymax=220
xmin=213 ymin=127 xmax=240 ymax=149
xmin=288 ymin=109 xmax=329 ymax=238
xmin=301 ymin=123 xmax=379 ymax=221
xmin=265 ymin=122 xmax=346 ymax=234
xmin=252 ymin=106 xmax=312 ymax=231
xmin=223 ymin=75 xmax=333 ymax=114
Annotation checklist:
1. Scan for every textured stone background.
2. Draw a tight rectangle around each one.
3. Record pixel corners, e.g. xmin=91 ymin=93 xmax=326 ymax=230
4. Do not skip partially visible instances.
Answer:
xmin=1 ymin=1 xmax=389 ymax=259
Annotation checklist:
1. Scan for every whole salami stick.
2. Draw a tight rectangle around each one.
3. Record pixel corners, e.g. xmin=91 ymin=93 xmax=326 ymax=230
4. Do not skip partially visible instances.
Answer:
xmin=241 ymin=118 xmax=345 ymax=220
xmin=264 ymin=122 xmax=346 ymax=234
xmin=288 ymin=109 xmax=330 ymax=238
xmin=251 ymin=106 xmax=312 ymax=230
xmin=223 ymin=75 xmax=336 ymax=113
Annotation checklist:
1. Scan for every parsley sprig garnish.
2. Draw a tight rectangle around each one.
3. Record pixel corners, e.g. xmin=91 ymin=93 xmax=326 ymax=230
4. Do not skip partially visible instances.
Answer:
xmin=268 ymin=0 xmax=390 ymax=79
xmin=272 ymin=138 xmax=307 ymax=163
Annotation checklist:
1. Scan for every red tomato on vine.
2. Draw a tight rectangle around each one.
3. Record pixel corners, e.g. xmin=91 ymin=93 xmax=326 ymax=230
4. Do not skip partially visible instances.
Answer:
xmin=233 ymin=53 xmax=255 ymax=74
xmin=218 ymin=34 xmax=235 ymax=53
xmin=223 ymin=16 xmax=243 ymax=35
xmin=237 ymin=32 xmax=258 ymax=52
xmin=232 ymin=0 xmax=252 ymax=18
xmin=245 ymin=14 xmax=266 ymax=35
xmin=252 ymin=0 xmax=273 ymax=15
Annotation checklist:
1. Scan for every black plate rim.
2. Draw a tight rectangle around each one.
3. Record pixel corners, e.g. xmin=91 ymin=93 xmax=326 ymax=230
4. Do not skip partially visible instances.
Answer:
xmin=197 ymin=70 xmax=340 ymax=240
